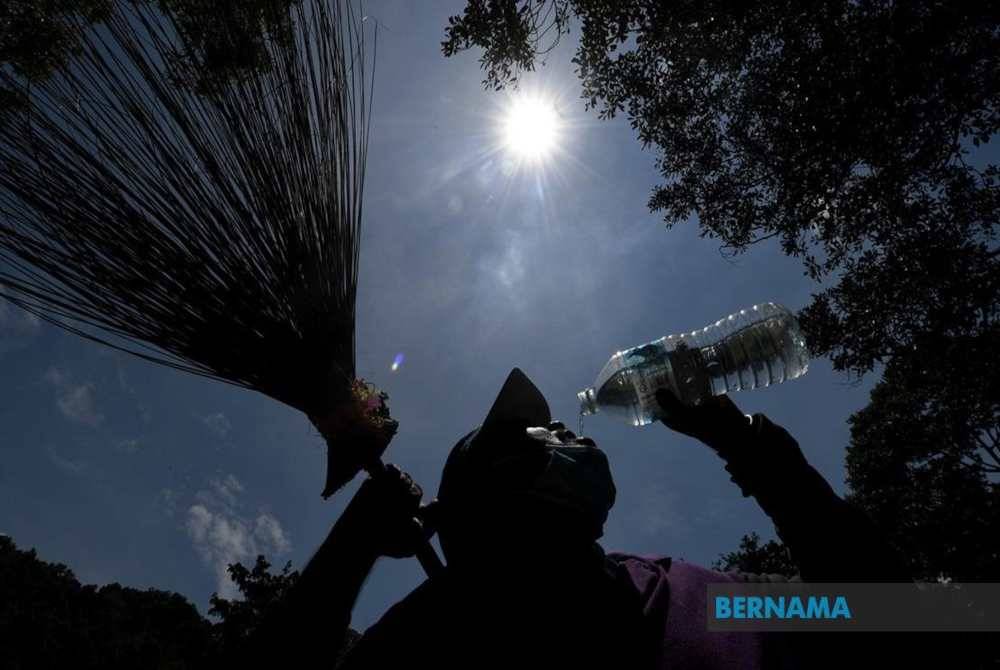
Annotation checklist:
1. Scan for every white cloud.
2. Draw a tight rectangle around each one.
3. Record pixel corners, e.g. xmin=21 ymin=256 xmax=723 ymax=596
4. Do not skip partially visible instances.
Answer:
xmin=201 ymin=412 xmax=232 ymax=439
xmin=184 ymin=474 xmax=291 ymax=600
xmin=201 ymin=473 xmax=243 ymax=508
xmin=254 ymin=513 xmax=292 ymax=554
xmin=42 ymin=367 xmax=104 ymax=427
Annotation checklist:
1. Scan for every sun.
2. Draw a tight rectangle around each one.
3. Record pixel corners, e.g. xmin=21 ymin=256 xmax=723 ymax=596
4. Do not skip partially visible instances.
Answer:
xmin=503 ymin=95 xmax=560 ymax=162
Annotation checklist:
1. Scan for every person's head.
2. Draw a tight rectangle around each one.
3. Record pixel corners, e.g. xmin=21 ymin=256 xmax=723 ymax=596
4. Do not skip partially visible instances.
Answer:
xmin=436 ymin=368 xmax=616 ymax=567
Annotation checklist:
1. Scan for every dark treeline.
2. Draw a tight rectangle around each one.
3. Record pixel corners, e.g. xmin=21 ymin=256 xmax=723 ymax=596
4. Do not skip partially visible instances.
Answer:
xmin=0 ymin=535 xmax=358 ymax=669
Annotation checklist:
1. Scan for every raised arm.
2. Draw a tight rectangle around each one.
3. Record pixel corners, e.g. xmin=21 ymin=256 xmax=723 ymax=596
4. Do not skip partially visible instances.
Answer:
xmin=655 ymin=389 xmax=911 ymax=583
xmin=236 ymin=465 xmax=431 ymax=668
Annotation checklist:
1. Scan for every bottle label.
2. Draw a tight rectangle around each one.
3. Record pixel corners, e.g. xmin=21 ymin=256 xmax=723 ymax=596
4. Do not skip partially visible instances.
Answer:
xmin=622 ymin=341 xmax=677 ymax=420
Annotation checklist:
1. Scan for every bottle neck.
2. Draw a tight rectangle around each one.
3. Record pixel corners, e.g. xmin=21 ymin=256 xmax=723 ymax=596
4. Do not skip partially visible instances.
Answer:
xmin=578 ymin=387 xmax=598 ymax=416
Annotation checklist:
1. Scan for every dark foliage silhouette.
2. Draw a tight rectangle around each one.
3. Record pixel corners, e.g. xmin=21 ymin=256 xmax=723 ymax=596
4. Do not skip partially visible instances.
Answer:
xmin=845 ymin=343 xmax=1000 ymax=583
xmin=712 ymin=532 xmax=797 ymax=578
xmin=0 ymin=535 xmax=215 ymax=669
xmin=209 ymin=556 xmax=302 ymax=660
xmin=0 ymin=535 xmax=359 ymax=669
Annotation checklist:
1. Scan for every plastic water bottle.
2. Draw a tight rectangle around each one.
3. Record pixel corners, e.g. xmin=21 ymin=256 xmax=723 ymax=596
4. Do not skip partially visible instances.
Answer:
xmin=577 ymin=303 xmax=810 ymax=426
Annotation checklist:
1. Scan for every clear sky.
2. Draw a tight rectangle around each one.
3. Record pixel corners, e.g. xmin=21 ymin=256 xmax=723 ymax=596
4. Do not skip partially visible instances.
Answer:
xmin=0 ymin=1 xmax=882 ymax=629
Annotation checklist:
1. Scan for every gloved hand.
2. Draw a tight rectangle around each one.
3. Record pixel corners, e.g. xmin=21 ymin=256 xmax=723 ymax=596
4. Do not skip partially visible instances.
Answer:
xmin=338 ymin=464 xmax=439 ymax=559
xmin=654 ymin=388 xmax=754 ymax=454
xmin=654 ymin=388 xmax=806 ymax=499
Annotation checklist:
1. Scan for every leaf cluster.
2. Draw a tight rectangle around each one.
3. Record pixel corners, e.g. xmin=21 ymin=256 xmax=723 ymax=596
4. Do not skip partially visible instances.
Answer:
xmin=156 ymin=0 xmax=302 ymax=96
xmin=1 ymin=0 xmax=302 ymax=108
xmin=208 ymin=555 xmax=300 ymax=655
xmin=711 ymin=531 xmax=797 ymax=578
xmin=442 ymin=0 xmax=571 ymax=90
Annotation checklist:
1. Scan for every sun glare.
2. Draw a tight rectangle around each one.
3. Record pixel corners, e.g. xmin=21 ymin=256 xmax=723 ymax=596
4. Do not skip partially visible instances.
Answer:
xmin=503 ymin=95 xmax=560 ymax=161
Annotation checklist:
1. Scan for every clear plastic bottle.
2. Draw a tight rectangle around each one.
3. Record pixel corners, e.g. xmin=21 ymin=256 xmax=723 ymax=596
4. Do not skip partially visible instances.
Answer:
xmin=577 ymin=302 xmax=810 ymax=426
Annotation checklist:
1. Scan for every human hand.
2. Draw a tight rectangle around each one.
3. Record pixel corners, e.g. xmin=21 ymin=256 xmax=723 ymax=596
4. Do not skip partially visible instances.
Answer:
xmin=339 ymin=464 xmax=437 ymax=559
xmin=525 ymin=420 xmax=598 ymax=448
xmin=654 ymin=388 xmax=754 ymax=453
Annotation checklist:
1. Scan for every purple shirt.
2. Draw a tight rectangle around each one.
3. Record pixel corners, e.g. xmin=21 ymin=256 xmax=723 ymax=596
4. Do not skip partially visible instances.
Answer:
xmin=611 ymin=553 xmax=770 ymax=669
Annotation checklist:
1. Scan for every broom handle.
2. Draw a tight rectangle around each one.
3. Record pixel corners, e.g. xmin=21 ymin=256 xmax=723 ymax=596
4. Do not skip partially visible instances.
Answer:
xmin=365 ymin=460 xmax=446 ymax=579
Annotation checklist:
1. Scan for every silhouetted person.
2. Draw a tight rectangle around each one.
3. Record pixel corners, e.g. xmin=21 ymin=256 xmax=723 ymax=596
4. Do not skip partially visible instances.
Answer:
xmin=239 ymin=368 xmax=916 ymax=669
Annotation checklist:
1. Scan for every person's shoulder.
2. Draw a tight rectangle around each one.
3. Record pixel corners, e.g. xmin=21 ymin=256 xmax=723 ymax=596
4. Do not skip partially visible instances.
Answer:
xmin=607 ymin=551 xmax=673 ymax=574
xmin=609 ymin=553 xmax=797 ymax=585
xmin=605 ymin=552 xmax=675 ymax=600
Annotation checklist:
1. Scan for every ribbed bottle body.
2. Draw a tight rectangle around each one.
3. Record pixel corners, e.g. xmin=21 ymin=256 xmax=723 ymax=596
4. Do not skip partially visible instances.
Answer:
xmin=578 ymin=303 xmax=809 ymax=426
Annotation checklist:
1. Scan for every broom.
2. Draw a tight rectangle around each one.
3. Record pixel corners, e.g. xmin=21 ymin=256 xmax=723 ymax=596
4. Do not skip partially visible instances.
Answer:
xmin=0 ymin=0 xmax=443 ymax=575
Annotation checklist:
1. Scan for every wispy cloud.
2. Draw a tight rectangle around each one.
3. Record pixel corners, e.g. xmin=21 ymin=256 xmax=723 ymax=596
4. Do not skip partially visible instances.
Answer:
xmin=47 ymin=447 xmax=88 ymax=476
xmin=43 ymin=367 xmax=104 ymax=427
xmin=633 ymin=482 xmax=687 ymax=539
xmin=184 ymin=474 xmax=292 ymax=599
xmin=196 ymin=473 xmax=243 ymax=509
xmin=200 ymin=412 xmax=232 ymax=439
xmin=254 ymin=513 xmax=292 ymax=554
xmin=160 ymin=488 xmax=179 ymax=518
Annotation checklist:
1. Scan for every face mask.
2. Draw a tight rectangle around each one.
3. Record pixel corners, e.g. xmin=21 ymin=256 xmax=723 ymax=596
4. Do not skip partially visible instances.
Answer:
xmin=524 ymin=444 xmax=617 ymax=537
xmin=505 ymin=426 xmax=617 ymax=539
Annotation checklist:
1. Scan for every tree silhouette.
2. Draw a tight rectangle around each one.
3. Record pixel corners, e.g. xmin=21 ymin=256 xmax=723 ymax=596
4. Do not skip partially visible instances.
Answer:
xmin=0 ymin=535 xmax=215 ymax=669
xmin=208 ymin=554 xmax=360 ymax=667
xmin=2 ymin=0 xmax=301 ymax=120
xmin=0 ymin=535 xmax=360 ymax=668
xmin=712 ymin=532 xmax=797 ymax=578
xmin=845 ymin=339 xmax=1000 ymax=582
xmin=208 ymin=555 xmax=301 ymax=657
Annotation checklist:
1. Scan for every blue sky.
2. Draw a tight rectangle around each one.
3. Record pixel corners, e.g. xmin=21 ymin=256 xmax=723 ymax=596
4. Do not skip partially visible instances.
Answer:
xmin=0 ymin=1 xmax=885 ymax=630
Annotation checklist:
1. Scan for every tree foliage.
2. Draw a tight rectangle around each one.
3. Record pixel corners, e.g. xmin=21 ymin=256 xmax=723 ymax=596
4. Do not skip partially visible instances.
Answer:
xmin=208 ymin=554 xmax=301 ymax=656
xmin=712 ymin=532 xmax=797 ymax=577
xmin=0 ymin=0 xmax=300 ymax=110
xmin=845 ymin=341 xmax=1000 ymax=582
xmin=0 ymin=1 xmax=113 ymax=80
xmin=0 ymin=535 xmax=215 ymax=669
xmin=0 ymin=535 xmax=360 ymax=668
xmin=155 ymin=0 xmax=302 ymax=96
